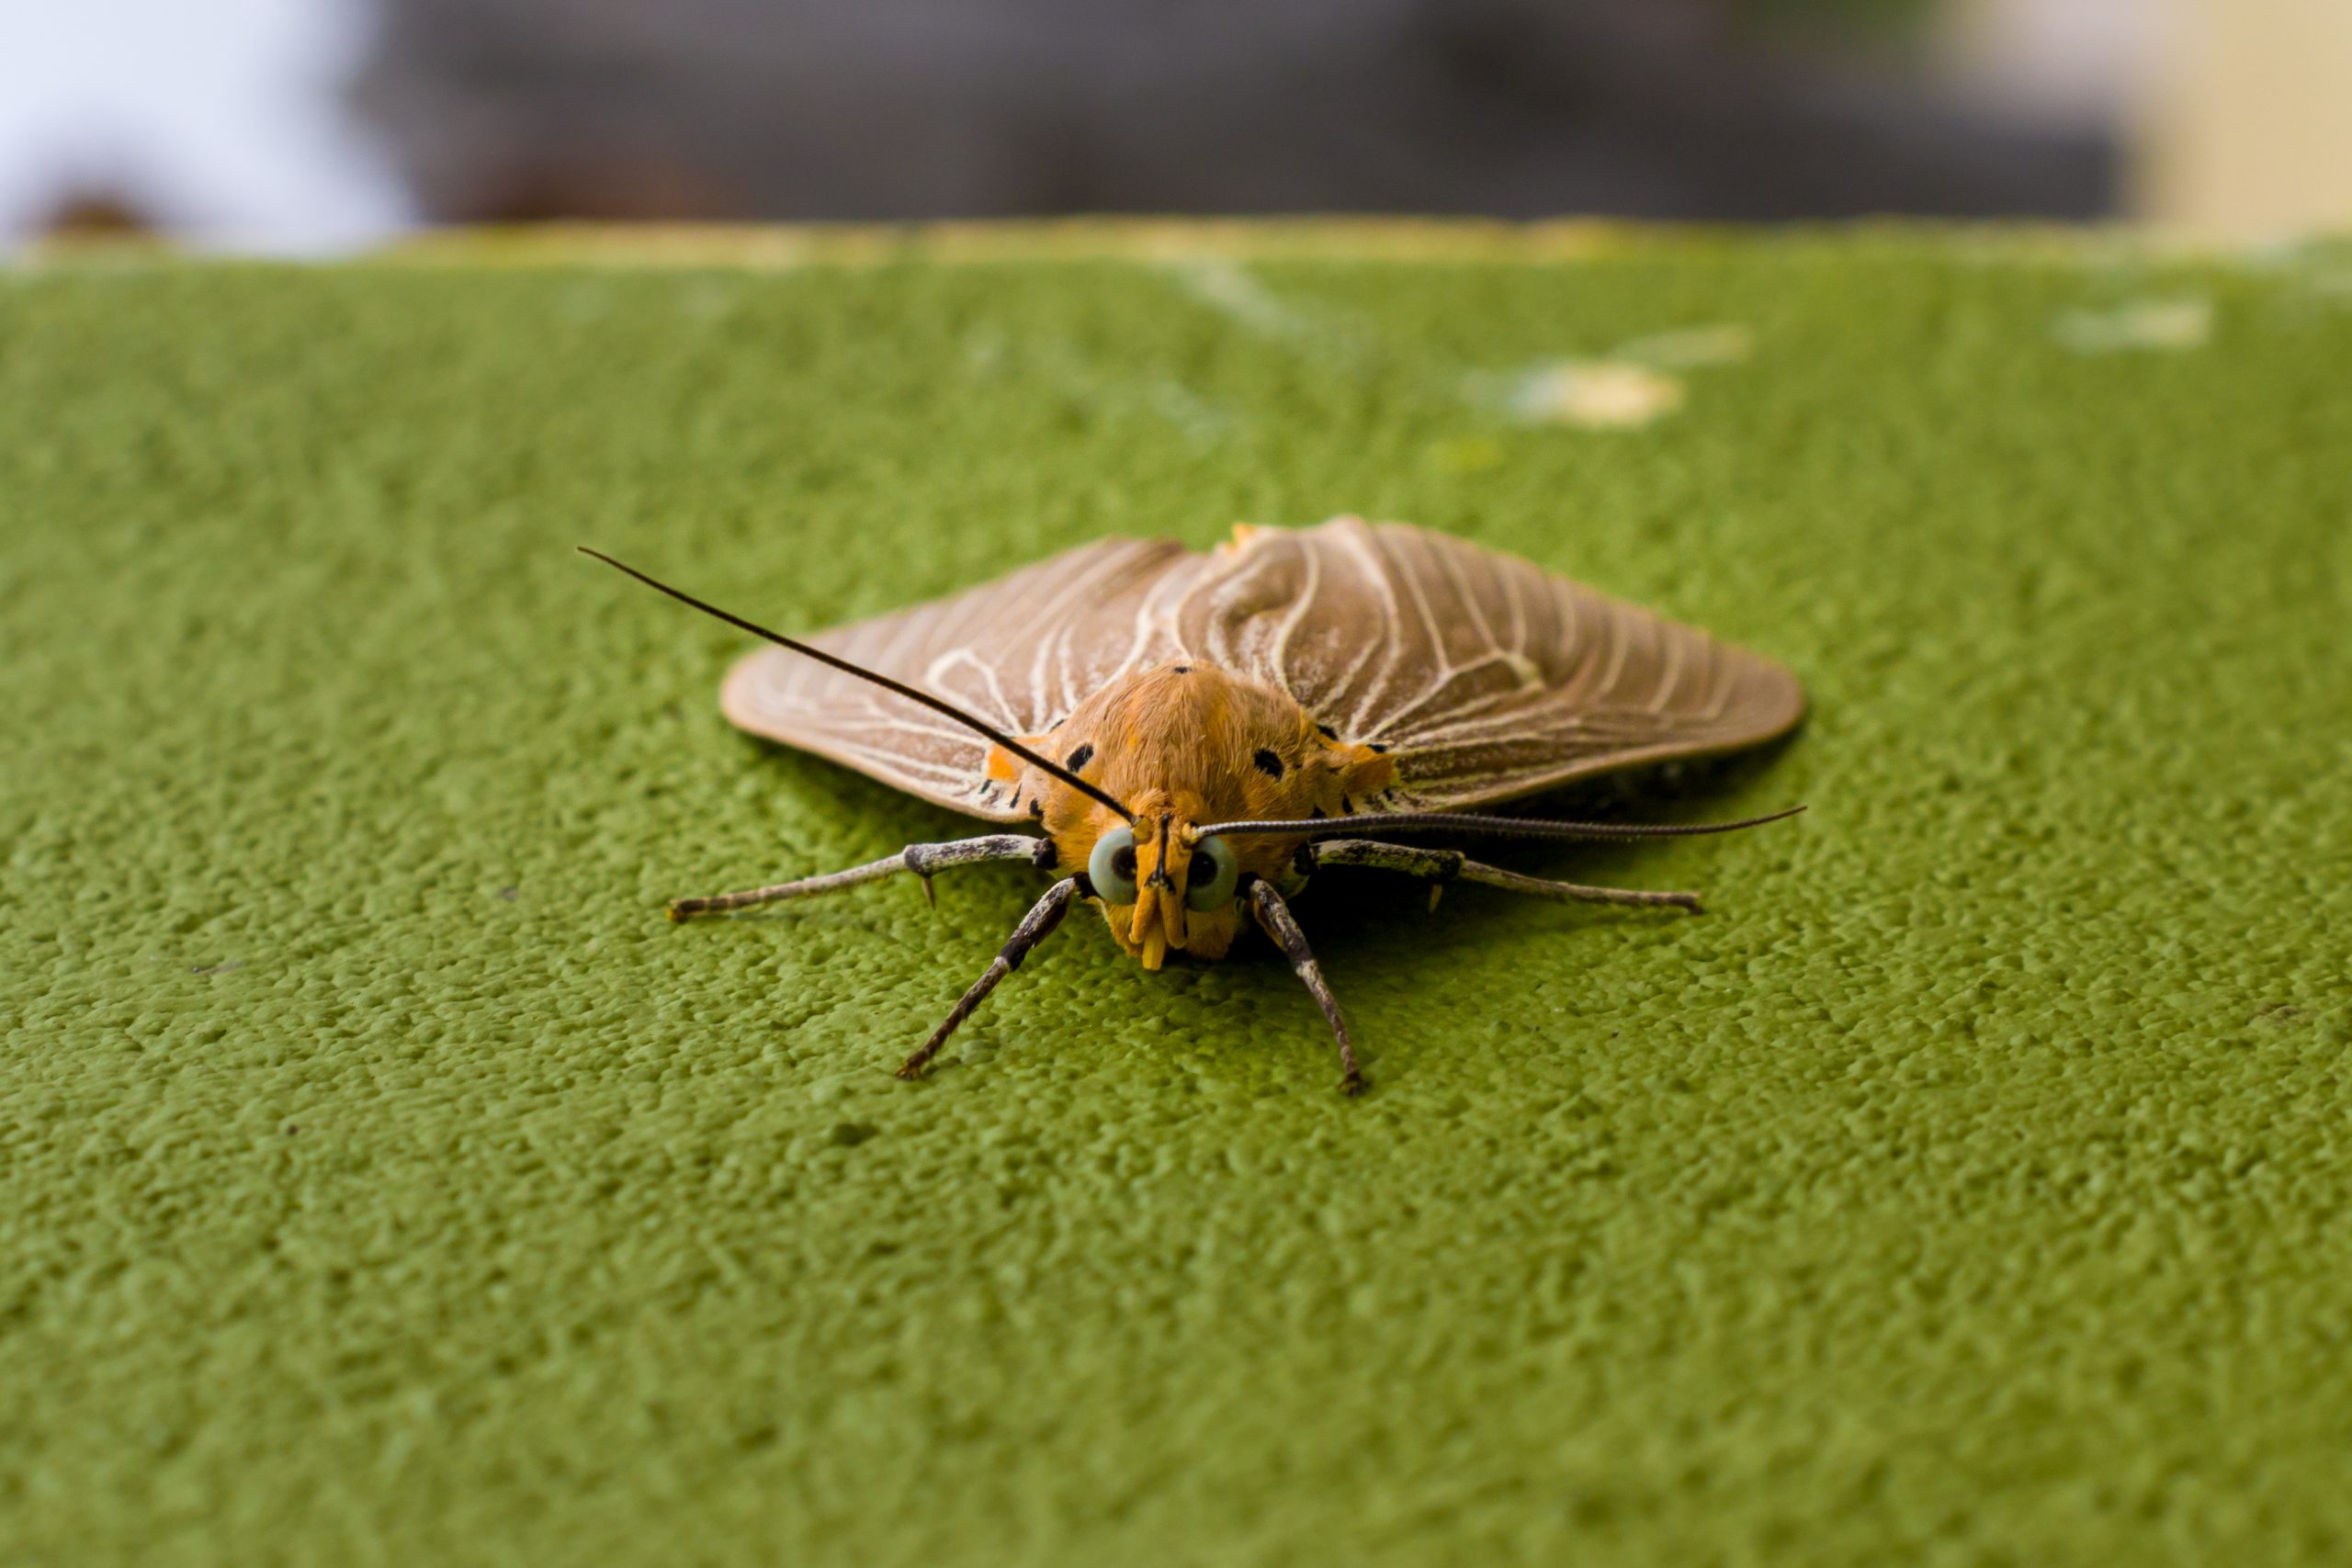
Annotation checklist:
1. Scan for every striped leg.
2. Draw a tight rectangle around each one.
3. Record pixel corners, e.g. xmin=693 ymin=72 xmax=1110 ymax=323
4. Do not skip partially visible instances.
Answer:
xmin=668 ymin=835 xmax=1049 ymax=920
xmin=1248 ymin=877 xmax=1364 ymax=1097
xmin=897 ymin=877 xmax=1080 ymax=1080
xmin=1306 ymin=839 xmax=1702 ymax=914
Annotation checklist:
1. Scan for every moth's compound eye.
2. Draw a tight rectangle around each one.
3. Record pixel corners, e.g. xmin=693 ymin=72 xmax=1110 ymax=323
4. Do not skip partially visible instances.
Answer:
xmin=1184 ymin=835 xmax=1241 ymax=911
xmin=1089 ymin=827 xmax=1139 ymax=903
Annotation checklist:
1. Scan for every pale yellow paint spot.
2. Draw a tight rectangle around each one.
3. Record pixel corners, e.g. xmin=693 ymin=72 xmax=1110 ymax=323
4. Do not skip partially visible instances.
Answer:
xmin=2053 ymin=298 xmax=2213 ymax=354
xmin=1510 ymin=361 xmax=1687 ymax=429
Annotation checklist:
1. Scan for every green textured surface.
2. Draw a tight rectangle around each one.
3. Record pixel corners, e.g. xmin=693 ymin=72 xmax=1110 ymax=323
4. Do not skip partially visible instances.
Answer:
xmin=5 ymin=232 xmax=2350 ymax=1565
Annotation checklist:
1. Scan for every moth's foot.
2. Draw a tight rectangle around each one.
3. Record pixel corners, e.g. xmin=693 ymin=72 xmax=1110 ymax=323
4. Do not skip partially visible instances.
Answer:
xmin=665 ymin=899 xmax=698 ymax=923
xmin=893 ymin=1058 xmax=929 ymax=1082
xmin=1339 ymin=1069 xmax=1368 ymax=1098
xmin=1665 ymin=891 xmax=1704 ymax=914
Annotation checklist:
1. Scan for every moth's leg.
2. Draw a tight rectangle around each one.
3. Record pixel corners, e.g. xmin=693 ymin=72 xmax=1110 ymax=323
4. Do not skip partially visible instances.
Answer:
xmin=1306 ymin=839 xmax=1702 ymax=915
xmin=668 ymin=835 xmax=1051 ymax=921
xmin=1246 ymin=877 xmax=1365 ymax=1097
xmin=897 ymin=876 xmax=1080 ymax=1081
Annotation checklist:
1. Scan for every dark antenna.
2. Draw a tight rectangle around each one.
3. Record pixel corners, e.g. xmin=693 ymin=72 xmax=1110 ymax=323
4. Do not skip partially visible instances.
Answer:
xmin=579 ymin=547 xmax=1136 ymax=824
xmin=1203 ymin=805 xmax=1806 ymax=840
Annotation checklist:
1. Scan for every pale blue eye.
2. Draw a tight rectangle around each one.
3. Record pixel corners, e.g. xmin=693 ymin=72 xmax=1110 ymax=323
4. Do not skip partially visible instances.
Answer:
xmin=1185 ymin=835 xmax=1240 ymax=911
xmin=1089 ymin=827 xmax=1138 ymax=902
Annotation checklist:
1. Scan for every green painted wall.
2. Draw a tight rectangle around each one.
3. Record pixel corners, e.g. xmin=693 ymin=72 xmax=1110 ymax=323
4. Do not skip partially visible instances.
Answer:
xmin=5 ymin=232 xmax=2348 ymax=1564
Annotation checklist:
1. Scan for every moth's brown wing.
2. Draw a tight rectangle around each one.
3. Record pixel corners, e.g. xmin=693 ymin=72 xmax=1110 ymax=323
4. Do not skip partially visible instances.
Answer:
xmin=721 ymin=536 xmax=1200 ymax=820
xmin=720 ymin=517 xmax=1800 ymax=818
xmin=1165 ymin=517 xmax=1804 ymax=810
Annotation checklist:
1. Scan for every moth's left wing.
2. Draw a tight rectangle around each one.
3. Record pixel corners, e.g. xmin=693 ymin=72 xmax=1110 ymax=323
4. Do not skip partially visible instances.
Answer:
xmin=1161 ymin=518 xmax=1804 ymax=811
xmin=719 ymin=536 xmax=1197 ymax=820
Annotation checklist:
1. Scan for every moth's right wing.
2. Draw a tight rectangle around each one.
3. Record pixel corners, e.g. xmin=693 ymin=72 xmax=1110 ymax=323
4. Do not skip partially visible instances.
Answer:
xmin=719 ymin=536 xmax=1196 ymax=820
xmin=1161 ymin=518 xmax=1805 ymax=811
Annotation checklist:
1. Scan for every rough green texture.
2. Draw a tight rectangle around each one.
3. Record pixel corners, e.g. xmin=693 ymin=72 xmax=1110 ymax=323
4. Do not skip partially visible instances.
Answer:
xmin=5 ymin=232 xmax=2350 ymax=1566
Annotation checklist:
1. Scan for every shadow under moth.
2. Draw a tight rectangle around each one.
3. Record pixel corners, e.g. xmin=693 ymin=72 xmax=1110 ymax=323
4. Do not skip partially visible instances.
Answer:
xmin=583 ymin=516 xmax=1804 ymax=1094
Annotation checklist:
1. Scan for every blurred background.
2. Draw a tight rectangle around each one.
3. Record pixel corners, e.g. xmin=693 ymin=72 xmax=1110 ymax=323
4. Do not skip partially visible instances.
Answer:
xmin=6 ymin=0 xmax=2347 ymax=251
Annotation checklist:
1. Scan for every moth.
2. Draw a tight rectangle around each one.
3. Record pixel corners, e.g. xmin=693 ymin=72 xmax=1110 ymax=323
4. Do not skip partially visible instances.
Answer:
xmin=583 ymin=517 xmax=1804 ymax=1094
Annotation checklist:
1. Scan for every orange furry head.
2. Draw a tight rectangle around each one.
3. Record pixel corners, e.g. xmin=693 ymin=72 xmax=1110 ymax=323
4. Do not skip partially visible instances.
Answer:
xmin=986 ymin=661 xmax=1393 ymax=966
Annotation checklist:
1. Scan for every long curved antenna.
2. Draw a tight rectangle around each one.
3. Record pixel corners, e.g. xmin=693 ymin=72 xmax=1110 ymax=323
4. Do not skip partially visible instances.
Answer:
xmin=580 ymin=547 xmax=1135 ymax=823
xmin=1203 ymin=804 xmax=1805 ymax=841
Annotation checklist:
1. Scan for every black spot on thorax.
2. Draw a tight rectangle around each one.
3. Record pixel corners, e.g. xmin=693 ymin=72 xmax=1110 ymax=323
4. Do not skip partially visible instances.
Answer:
xmin=1252 ymin=749 xmax=1283 ymax=779
xmin=1065 ymin=743 xmax=1093 ymax=772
